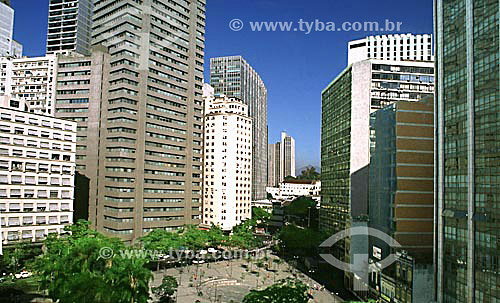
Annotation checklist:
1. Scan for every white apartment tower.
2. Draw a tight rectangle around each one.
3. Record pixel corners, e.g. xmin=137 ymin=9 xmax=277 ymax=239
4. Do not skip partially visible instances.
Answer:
xmin=280 ymin=131 xmax=295 ymax=180
xmin=0 ymin=99 xmax=76 ymax=252
xmin=348 ymin=33 xmax=433 ymax=65
xmin=0 ymin=55 xmax=58 ymax=116
xmin=203 ymin=95 xmax=252 ymax=231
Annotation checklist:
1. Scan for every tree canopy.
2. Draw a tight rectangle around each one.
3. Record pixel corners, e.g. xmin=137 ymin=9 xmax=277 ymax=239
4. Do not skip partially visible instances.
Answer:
xmin=31 ymin=220 xmax=153 ymax=303
xmin=242 ymin=279 xmax=309 ymax=303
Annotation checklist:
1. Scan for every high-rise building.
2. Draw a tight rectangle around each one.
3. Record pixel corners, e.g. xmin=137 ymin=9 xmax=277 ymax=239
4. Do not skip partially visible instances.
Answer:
xmin=71 ymin=0 xmax=205 ymax=241
xmin=0 ymin=98 xmax=76 ymax=252
xmin=0 ymin=1 xmax=22 ymax=58
xmin=0 ymin=55 xmax=58 ymax=115
xmin=280 ymin=131 xmax=295 ymax=180
xmin=11 ymin=40 xmax=22 ymax=58
xmin=434 ymin=0 xmax=499 ymax=302
xmin=267 ymin=143 xmax=278 ymax=187
xmin=368 ymin=99 xmax=434 ymax=302
xmin=46 ymin=0 xmax=93 ymax=55
xmin=348 ymin=34 xmax=434 ymax=65
xmin=321 ymin=58 xmax=434 ymax=292
xmin=210 ymin=56 xmax=268 ymax=201
xmin=53 ymin=47 xmax=110 ymax=229
xmin=202 ymin=95 xmax=252 ymax=230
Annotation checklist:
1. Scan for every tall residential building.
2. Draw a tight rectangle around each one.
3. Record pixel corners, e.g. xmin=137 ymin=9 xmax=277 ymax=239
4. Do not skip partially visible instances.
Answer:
xmin=267 ymin=142 xmax=281 ymax=187
xmin=320 ymin=59 xmax=434 ymax=292
xmin=267 ymin=143 xmax=277 ymax=187
xmin=0 ymin=55 xmax=58 ymax=115
xmin=0 ymin=98 xmax=76 ymax=252
xmin=210 ymin=56 xmax=268 ymax=201
xmin=0 ymin=1 xmax=22 ymax=58
xmin=75 ymin=0 xmax=205 ymax=241
xmin=348 ymin=34 xmax=434 ymax=65
xmin=46 ymin=0 xmax=93 ymax=55
xmin=202 ymin=95 xmax=252 ymax=230
xmin=435 ymin=0 xmax=499 ymax=302
xmin=368 ymin=99 xmax=434 ymax=302
xmin=11 ymin=40 xmax=22 ymax=58
xmin=280 ymin=131 xmax=295 ymax=180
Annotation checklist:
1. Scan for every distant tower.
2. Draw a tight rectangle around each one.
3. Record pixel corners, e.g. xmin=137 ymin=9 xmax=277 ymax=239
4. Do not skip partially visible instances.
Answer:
xmin=280 ymin=131 xmax=295 ymax=180
xmin=210 ymin=56 xmax=268 ymax=201
xmin=46 ymin=0 xmax=93 ymax=55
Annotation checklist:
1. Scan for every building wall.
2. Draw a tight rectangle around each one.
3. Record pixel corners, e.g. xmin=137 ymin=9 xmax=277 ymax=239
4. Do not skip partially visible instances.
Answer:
xmin=435 ymin=0 xmax=499 ymax=302
xmin=0 ymin=106 xmax=76 ymax=245
xmin=53 ymin=47 xmax=109 ymax=230
xmin=210 ymin=56 xmax=268 ymax=201
xmin=203 ymin=96 xmax=252 ymax=230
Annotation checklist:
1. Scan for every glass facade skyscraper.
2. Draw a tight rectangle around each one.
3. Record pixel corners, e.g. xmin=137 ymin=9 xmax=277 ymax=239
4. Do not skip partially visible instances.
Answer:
xmin=210 ymin=56 xmax=268 ymax=201
xmin=435 ymin=0 xmax=499 ymax=302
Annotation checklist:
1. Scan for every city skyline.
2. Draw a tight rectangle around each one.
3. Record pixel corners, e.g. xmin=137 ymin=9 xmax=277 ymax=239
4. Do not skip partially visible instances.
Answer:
xmin=10 ymin=0 xmax=434 ymax=169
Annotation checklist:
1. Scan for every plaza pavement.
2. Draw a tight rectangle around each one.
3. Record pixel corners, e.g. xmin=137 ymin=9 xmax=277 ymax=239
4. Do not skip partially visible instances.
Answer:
xmin=151 ymin=253 xmax=343 ymax=303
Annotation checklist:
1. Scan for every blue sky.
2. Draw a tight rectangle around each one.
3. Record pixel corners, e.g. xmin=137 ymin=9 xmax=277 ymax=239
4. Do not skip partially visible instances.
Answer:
xmin=13 ymin=0 xmax=433 ymax=169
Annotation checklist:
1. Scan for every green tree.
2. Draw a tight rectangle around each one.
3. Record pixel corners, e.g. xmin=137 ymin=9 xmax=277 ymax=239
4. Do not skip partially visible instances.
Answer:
xmin=277 ymin=225 xmax=326 ymax=257
xmin=252 ymin=207 xmax=271 ymax=222
xmin=284 ymin=197 xmax=316 ymax=220
xmin=153 ymin=276 xmax=178 ymax=303
xmin=140 ymin=228 xmax=183 ymax=252
xmin=297 ymin=166 xmax=320 ymax=180
xmin=31 ymin=220 xmax=153 ymax=303
xmin=242 ymin=279 xmax=309 ymax=303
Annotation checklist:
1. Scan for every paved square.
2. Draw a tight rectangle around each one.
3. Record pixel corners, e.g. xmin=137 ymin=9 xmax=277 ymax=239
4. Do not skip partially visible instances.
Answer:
xmin=151 ymin=254 xmax=342 ymax=303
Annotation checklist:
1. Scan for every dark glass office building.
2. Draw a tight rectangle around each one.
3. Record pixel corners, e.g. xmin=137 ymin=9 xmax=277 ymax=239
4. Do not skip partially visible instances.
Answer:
xmin=435 ymin=0 xmax=499 ymax=301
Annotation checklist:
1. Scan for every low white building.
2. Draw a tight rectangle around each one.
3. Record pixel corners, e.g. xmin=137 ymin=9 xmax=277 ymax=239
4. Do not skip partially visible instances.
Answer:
xmin=203 ymin=92 xmax=252 ymax=231
xmin=0 ymin=54 xmax=58 ymax=116
xmin=266 ymin=180 xmax=321 ymax=202
xmin=0 ymin=99 xmax=76 ymax=251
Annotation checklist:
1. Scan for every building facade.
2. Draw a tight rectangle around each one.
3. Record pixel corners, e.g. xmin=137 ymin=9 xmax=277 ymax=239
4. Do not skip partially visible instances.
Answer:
xmin=202 ymin=96 xmax=252 ymax=230
xmin=348 ymin=34 xmax=434 ymax=65
xmin=210 ymin=56 xmax=268 ymax=201
xmin=0 ymin=1 xmax=14 ymax=57
xmin=321 ymin=58 xmax=434 ymax=292
xmin=0 ymin=101 xmax=76 ymax=250
xmin=0 ymin=55 xmax=58 ymax=115
xmin=46 ymin=0 xmax=93 ymax=55
xmin=53 ymin=47 xmax=109 ymax=229
xmin=267 ymin=142 xmax=281 ymax=187
xmin=435 ymin=0 xmax=499 ymax=302
xmin=76 ymin=0 xmax=206 ymax=241
xmin=368 ymin=100 xmax=434 ymax=301
xmin=280 ymin=131 xmax=295 ymax=180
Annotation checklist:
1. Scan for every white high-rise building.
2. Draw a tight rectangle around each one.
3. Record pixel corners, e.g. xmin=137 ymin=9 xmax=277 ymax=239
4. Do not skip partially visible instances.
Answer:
xmin=280 ymin=131 xmax=295 ymax=180
xmin=46 ymin=0 xmax=93 ymax=55
xmin=347 ymin=33 xmax=433 ymax=65
xmin=0 ymin=1 xmax=19 ymax=58
xmin=0 ymin=55 xmax=58 ymax=115
xmin=203 ymin=95 xmax=252 ymax=230
xmin=0 ymin=98 xmax=76 ymax=252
